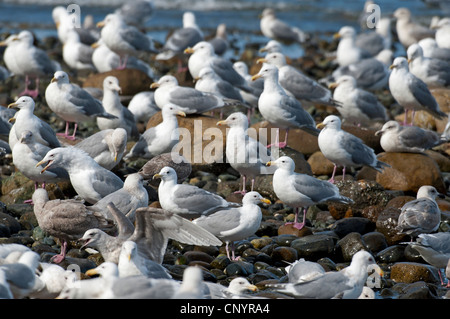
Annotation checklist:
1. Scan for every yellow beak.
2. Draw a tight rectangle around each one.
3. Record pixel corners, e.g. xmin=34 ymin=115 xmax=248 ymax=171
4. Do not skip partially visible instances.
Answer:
xmin=96 ymin=21 xmax=105 ymax=28
xmin=177 ymin=111 xmax=186 ymax=117
xmin=266 ymin=161 xmax=273 ymax=166
xmin=389 ymin=64 xmax=395 ymax=70
xmin=51 ymin=77 xmax=57 ymax=83
xmin=247 ymin=284 xmax=258 ymax=292
xmin=216 ymin=120 xmax=227 ymax=126
xmin=256 ymin=58 xmax=267 ymax=64
xmin=8 ymin=117 xmax=15 ymax=123
xmin=153 ymin=173 xmax=162 ymax=180
xmin=150 ymin=82 xmax=160 ymax=89
xmin=316 ymin=122 xmax=325 ymax=129
xmin=251 ymin=74 xmax=262 ymax=81
xmin=85 ymin=269 xmax=98 ymax=277
xmin=407 ymin=58 xmax=412 ymax=63
xmin=35 ymin=159 xmax=51 ymax=173
xmin=91 ymin=42 xmax=100 ymax=49
xmin=328 ymin=82 xmax=338 ymax=89
xmin=260 ymin=198 xmax=271 ymax=205
xmin=333 ymin=33 xmax=341 ymax=39
xmin=184 ymin=47 xmax=195 ymax=54
xmin=7 ymin=102 xmax=17 ymax=109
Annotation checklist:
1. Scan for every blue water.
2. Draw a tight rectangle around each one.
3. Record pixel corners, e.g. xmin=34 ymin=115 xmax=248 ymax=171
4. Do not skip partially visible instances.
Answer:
xmin=0 ymin=0 xmax=446 ymax=58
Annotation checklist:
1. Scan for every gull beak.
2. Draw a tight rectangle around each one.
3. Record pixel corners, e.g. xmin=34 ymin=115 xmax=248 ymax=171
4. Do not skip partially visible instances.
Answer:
xmin=316 ymin=122 xmax=325 ymax=129
xmin=251 ymin=74 xmax=262 ymax=81
xmin=259 ymin=47 xmax=268 ymax=53
xmin=150 ymin=82 xmax=160 ymax=89
xmin=256 ymin=58 xmax=267 ymax=64
xmin=266 ymin=161 xmax=273 ymax=166
xmin=177 ymin=111 xmax=186 ymax=117
xmin=128 ymin=254 xmax=131 ymax=261
xmin=85 ymin=269 xmax=98 ymax=277
xmin=333 ymin=32 xmax=341 ymax=39
xmin=153 ymin=173 xmax=162 ymax=180
xmin=216 ymin=120 xmax=227 ymax=126
xmin=8 ymin=117 xmax=15 ymax=123
xmin=193 ymin=76 xmax=200 ymax=83
xmin=389 ymin=64 xmax=396 ymax=70
xmin=247 ymin=284 xmax=258 ymax=292
xmin=260 ymin=198 xmax=271 ymax=205
xmin=328 ymin=82 xmax=338 ymax=89
xmin=115 ymin=86 xmax=122 ymax=94
xmin=114 ymin=151 xmax=118 ymax=162
xmin=51 ymin=77 xmax=57 ymax=83
xmin=96 ymin=20 xmax=105 ymax=28
xmin=35 ymin=159 xmax=52 ymax=173
xmin=374 ymin=130 xmax=384 ymax=136
xmin=0 ymin=41 xmax=7 ymax=47
xmin=7 ymin=102 xmax=17 ymax=109
xmin=91 ymin=42 xmax=99 ymax=49
xmin=184 ymin=47 xmax=195 ymax=54
xmin=407 ymin=58 xmax=412 ymax=63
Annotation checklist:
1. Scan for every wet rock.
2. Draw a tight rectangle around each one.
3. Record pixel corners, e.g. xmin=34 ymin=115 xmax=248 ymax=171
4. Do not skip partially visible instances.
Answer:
xmin=376 ymin=245 xmax=406 ymax=263
xmin=390 ymin=262 xmax=441 ymax=284
xmin=404 ymin=244 xmax=427 ymax=263
xmin=183 ymin=250 xmax=215 ymax=264
xmin=392 ymin=281 xmax=440 ymax=299
xmin=0 ymin=211 xmax=21 ymax=235
xmin=330 ymin=217 xmax=376 ymax=238
xmin=270 ymin=246 xmax=298 ymax=265
xmin=375 ymin=207 xmax=409 ymax=245
xmin=277 ymin=224 xmax=314 ymax=237
xmin=362 ymin=231 xmax=388 ymax=254
xmin=250 ymin=237 xmax=274 ymax=250
xmin=224 ymin=260 xmax=254 ymax=276
xmin=290 ymin=233 xmax=336 ymax=260
xmin=335 ymin=232 xmax=370 ymax=262
xmin=210 ymin=255 xmax=231 ymax=270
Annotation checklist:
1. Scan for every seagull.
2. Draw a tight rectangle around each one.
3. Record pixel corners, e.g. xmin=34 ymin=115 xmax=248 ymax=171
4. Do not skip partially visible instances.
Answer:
xmin=397 ymin=185 xmax=443 ymax=238
xmin=193 ymin=191 xmax=270 ymax=261
xmin=389 ymin=57 xmax=446 ymax=126
xmin=251 ymin=63 xmax=319 ymax=148
xmin=115 ymin=0 xmax=155 ymax=26
xmin=208 ymin=23 xmax=229 ymax=56
xmin=259 ymin=39 xmax=283 ymax=54
xmin=393 ymin=7 xmax=435 ymax=49
xmin=333 ymin=26 xmax=372 ymax=67
xmin=127 ymin=91 xmax=159 ymax=123
xmin=266 ymin=156 xmax=353 ymax=229
xmin=259 ymin=8 xmax=307 ymax=44
xmin=45 ymin=71 xmax=117 ymax=140
xmin=233 ymin=61 xmax=264 ymax=109
xmin=434 ymin=18 xmax=450 ymax=50
xmin=418 ymin=37 xmax=450 ymax=64
xmin=316 ymin=115 xmax=389 ymax=183
xmin=62 ymin=30 xmax=95 ymax=71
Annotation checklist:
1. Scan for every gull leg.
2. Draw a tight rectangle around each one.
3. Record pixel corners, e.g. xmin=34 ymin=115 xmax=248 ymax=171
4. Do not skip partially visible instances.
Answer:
xmin=233 ymin=175 xmax=247 ymax=195
xmin=279 ymin=128 xmax=289 ymax=148
xmin=267 ymin=128 xmax=280 ymax=148
xmin=329 ymin=164 xmax=337 ymax=184
xmin=50 ymin=240 xmax=67 ymax=264
xmin=225 ymin=242 xmax=231 ymax=260
xmin=342 ymin=166 xmax=346 ymax=181
xmin=57 ymin=122 xmax=70 ymax=138
xmin=250 ymin=178 xmax=255 ymax=192
xmin=68 ymin=123 xmax=78 ymax=141
xmin=410 ymin=110 xmax=416 ymax=126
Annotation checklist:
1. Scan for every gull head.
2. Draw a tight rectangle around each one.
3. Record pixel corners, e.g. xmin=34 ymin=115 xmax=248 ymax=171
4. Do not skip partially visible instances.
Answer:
xmin=375 ymin=120 xmax=401 ymax=136
xmin=85 ymin=262 xmax=118 ymax=278
xmin=259 ymin=40 xmax=283 ymax=54
xmin=103 ymin=76 xmax=122 ymax=94
xmin=150 ymin=75 xmax=178 ymax=89
xmin=251 ymin=63 xmax=278 ymax=81
xmin=97 ymin=13 xmax=124 ymax=28
xmin=416 ymin=185 xmax=445 ymax=200
xmin=8 ymin=96 xmax=35 ymax=111
xmin=195 ymin=66 xmax=217 ymax=82
xmin=109 ymin=128 xmax=128 ymax=161
xmin=120 ymin=241 xmax=137 ymax=262
xmin=389 ymin=57 xmax=409 ymax=71
xmin=35 ymin=147 xmax=68 ymax=173
xmin=17 ymin=30 xmax=35 ymax=46
xmin=316 ymin=115 xmax=342 ymax=130
xmin=257 ymin=52 xmax=287 ymax=68
xmin=329 ymin=75 xmax=357 ymax=90
xmin=51 ymin=70 xmax=70 ymax=84
xmin=406 ymin=43 xmax=423 ymax=63
xmin=161 ymin=103 xmax=186 ymax=118
xmin=216 ymin=112 xmax=248 ymax=128
xmin=227 ymin=277 xmax=258 ymax=294
xmin=242 ymin=191 xmax=271 ymax=206
xmin=79 ymin=228 xmax=105 ymax=250
xmin=184 ymin=41 xmax=214 ymax=56
xmin=153 ymin=166 xmax=177 ymax=182
xmin=266 ymin=156 xmax=295 ymax=172
xmin=393 ymin=7 xmax=411 ymax=21
xmin=334 ymin=26 xmax=356 ymax=39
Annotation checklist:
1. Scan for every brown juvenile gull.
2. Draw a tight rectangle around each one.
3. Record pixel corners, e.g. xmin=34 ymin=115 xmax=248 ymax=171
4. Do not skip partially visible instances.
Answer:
xmin=151 ymin=75 xmax=237 ymax=114
xmin=257 ymin=52 xmax=340 ymax=107
xmin=393 ymin=7 xmax=435 ymax=49
xmin=79 ymin=203 xmax=222 ymax=264
xmin=268 ymin=250 xmax=380 ymax=299
xmin=328 ymin=75 xmax=388 ymax=125
xmin=45 ymin=71 xmax=117 ymax=140
xmin=92 ymin=173 xmax=149 ymax=223
xmin=97 ymin=76 xmax=139 ymax=141
xmin=138 ymin=152 xmax=192 ymax=186
xmin=153 ymin=166 xmax=237 ymax=219
xmin=317 ymin=115 xmax=389 ymax=183
xmin=266 ymin=156 xmax=353 ymax=230
xmin=74 ymin=128 xmax=127 ymax=170
xmin=124 ymin=104 xmax=185 ymax=160
xmin=259 ymin=8 xmax=307 ymax=44
xmin=193 ymin=191 xmax=270 ymax=261
xmin=217 ymin=112 xmax=275 ymax=194
xmin=32 ymin=188 xmax=114 ymax=263
xmin=389 ymin=57 xmax=446 ymax=126
xmin=8 ymin=96 xmax=61 ymax=151
xmin=397 ymin=185 xmax=443 ymax=239
xmin=251 ymin=63 xmax=319 ymax=149
xmin=36 ymin=146 xmax=124 ymax=204
xmin=375 ymin=120 xmax=444 ymax=153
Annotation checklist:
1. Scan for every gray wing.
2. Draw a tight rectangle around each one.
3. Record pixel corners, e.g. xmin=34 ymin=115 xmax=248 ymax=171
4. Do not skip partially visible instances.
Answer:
xmin=291 ymin=174 xmax=347 ymax=204
xmin=288 ymin=259 xmax=325 ymax=283
xmin=210 ymin=57 xmax=251 ymax=92
xmin=106 ymin=202 xmax=135 ymax=238
xmin=67 ymin=85 xmax=108 ymax=116
xmin=33 ymin=48 xmax=58 ymax=75
xmin=336 ymin=59 xmax=388 ymax=89
xmin=269 ymin=20 xmax=299 ymax=42
xmin=74 ymin=130 xmax=110 ymax=158
xmin=91 ymin=170 xmax=124 ymax=198
xmin=399 ymin=127 xmax=440 ymax=149
xmin=193 ymin=207 xmax=243 ymax=236
xmin=0 ymin=263 xmax=35 ymax=290
xmin=38 ymin=120 xmax=61 ymax=148
xmin=339 ymin=132 xmax=377 ymax=167
xmin=398 ymin=198 xmax=440 ymax=232
xmin=94 ymin=189 xmax=136 ymax=218
xmin=77 ymin=43 xmax=95 ymax=64
xmin=127 ymin=126 xmax=157 ymax=158
xmin=426 ymin=59 xmax=450 ymax=86
xmin=355 ymin=32 xmax=384 ymax=56
xmin=164 ymin=27 xmax=203 ymax=52
xmin=408 ymin=75 xmax=445 ymax=118
xmin=417 ymin=233 xmax=450 ymax=254
xmin=123 ymin=107 xmax=139 ymax=139
xmin=356 ymin=90 xmax=387 ymax=119
xmin=119 ymin=26 xmax=152 ymax=52
xmin=215 ymin=81 xmax=243 ymax=101
xmin=168 ymin=87 xmax=224 ymax=113
xmin=279 ymin=95 xmax=320 ymax=135
xmin=171 ymin=184 xmax=229 ymax=215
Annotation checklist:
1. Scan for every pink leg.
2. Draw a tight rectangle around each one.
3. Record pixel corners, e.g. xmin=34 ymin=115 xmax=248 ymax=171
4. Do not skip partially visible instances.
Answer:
xmin=233 ymin=175 xmax=247 ymax=195
xmin=410 ymin=110 xmax=416 ymax=126
xmin=50 ymin=240 xmax=68 ymax=264
xmin=250 ymin=178 xmax=255 ymax=192
xmin=57 ymin=122 xmax=77 ymax=140
xmin=285 ymin=207 xmax=306 ymax=230
xmin=68 ymin=123 xmax=78 ymax=140
xmin=19 ymin=75 xmax=39 ymax=98
xmin=342 ymin=166 xmax=346 ymax=181
xmin=329 ymin=164 xmax=337 ymax=183
xmin=117 ymin=55 xmax=129 ymax=70
xmin=267 ymin=128 xmax=288 ymax=148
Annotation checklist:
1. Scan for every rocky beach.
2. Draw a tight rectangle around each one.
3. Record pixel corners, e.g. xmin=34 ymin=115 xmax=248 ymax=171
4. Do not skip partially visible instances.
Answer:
xmin=1 ymin=0 xmax=450 ymax=300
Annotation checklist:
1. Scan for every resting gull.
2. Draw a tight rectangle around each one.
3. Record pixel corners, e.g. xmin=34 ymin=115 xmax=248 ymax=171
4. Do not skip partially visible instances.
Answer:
xmin=172 ymin=266 xmax=205 ymax=299
xmin=251 ymin=63 xmax=319 ymax=148
xmin=96 ymin=13 xmax=157 ymax=69
xmin=184 ymin=41 xmax=253 ymax=93
xmin=97 ymin=76 xmax=139 ymax=141
xmin=12 ymin=130 xmax=69 ymax=190
xmin=286 ymin=258 xmax=326 ymax=283
xmin=329 ymin=75 xmax=388 ymax=125
xmin=30 ymin=263 xmax=78 ymax=299
xmin=74 ymin=128 xmax=127 ymax=170
xmin=268 ymin=250 xmax=380 ymax=299
xmin=79 ymin=203 xmax=222 ymax=264
xmin=62 ymin=30 xmax=95 ymax=71
xmin=417 ymin=232 xmax=450 ymax=253
xmin=393 ymin=7 xmax=435 ymax=49
xmin=316 ymin=115 xmax=389 ymax=183
xmin=266 ymin=156 xmax=353 ymax=229
xmin=92 ymin=173 xmax=148 ymax=223
xmin=406 ymin=43 xmax=450 ymax=88
xmin=355 ymin=17 xmax=392 ymax=57
xmin=36 ymin=147 xmax=124 ymax=204
xmin=151 ymin=75 xmax=237 ymax=114
xmin=259 ymin=8 xmax=307 ymax=44
xmin=258 ymin=52 xmax=340 ymax=107
xmin=8 ymin=96 xmax=61 ymax=151
xmin=127 ymin=91 xmax=159 ymax=123
xmin=118 ymin=241 xmax=171 ymax=279
xmin=397 ymin=185 xmax=443 ymax=238
xmin=389 ymin=57 xmax=446 ymax=126
xmin=32 ymin=188 xmax=114 ymax=263
xmin=334 ymin=26 xmax=372 ymax=67
xmin=115 ymin=0 xmax=155 ymax=26
xmin=434 ymin=18 xmax=450 ymax=50
xmin=418 ymin=38 xmax=450 ymax=64
xmin=124 ymin=103 xmax=185 ymax=160
xmin=193 ymin=191 xmax=270 ymax=261
xmin=375 ymin=120 xmax=444 ymax=153
xmin=259 ymin=39 xmax=283 ymax=54
xmin=45 ymin=71 xmax=117 ymax=140
xmin=154 ymin=166 xmax=238 ymax=218
xmin=217 ymin=112 xmax=275 ymax=194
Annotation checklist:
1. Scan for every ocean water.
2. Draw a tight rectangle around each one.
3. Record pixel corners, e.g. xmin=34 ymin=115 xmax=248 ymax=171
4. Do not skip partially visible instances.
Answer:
xmin=0 ymin=0 xmax=446 ymax=58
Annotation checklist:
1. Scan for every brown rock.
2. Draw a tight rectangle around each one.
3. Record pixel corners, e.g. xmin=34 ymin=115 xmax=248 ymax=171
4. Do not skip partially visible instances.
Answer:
xmin=375 ymin=206 xmax=408 ymax=245
xmin=390 ymin=262 xmax=440 ymax=284
xmin=277 ymin=224 xmax=313 ymax=237
xmin=385 ymin=195 xmax=416 ymax=209
xmin=82 ymin=69 xmax=153 ymax=96
xmin=425 ymin=150 xmax=450 ymax=173
xmin=374 ymin=152 xmax=446 ymax=193
xmin=307 ymin=151 xmax=341 ymax=176
xmin=431 ymin=87 xmax=450 ymax=113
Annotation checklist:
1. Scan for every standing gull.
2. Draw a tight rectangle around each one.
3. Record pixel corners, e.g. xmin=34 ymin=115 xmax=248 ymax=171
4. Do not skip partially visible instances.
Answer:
xmin=97 ymin=76 xmax=139 ymax=141
xmin=233 ymin=61 xmax=264 ymax=109
xmin=31 ymin=188 xmax=114 ymax=263
xmin=62 ymin=30 xmax=95 ymax=71
xmin=418 ymin=38 xmax=450 ymax=64
xmin=151 ymin=75 xmax=236 ymax=114
xmin=259 ymin=8 xmax=307 ymax=44
xmin=393 ymin=7 xmax=435 ymax=49
xmin=153 ymin=166 xmax=236 ymax=219
xmin=80 ymin=203 xmax=222 ymax=264
xmin=74 ymin=128 xmax=127 ymax=170
xmin=397 ymin=185 xmax=443 ymax=238
xmin=251 ymin=63 xmax=319 ymax=148
xmin=434 ymin=18 xmax=450 ymax=50
xmin=193 ymin=191 xmax=270 ymax=261
xmin=217 ymin=112 xmax=275 ymax=194
xmin=96 ymin=13 xmax=157 ymax=70
xmin=333 ymin=26 xmax=372 ymax=67
xmin=389 ymin=57 xmax=446 ymax=126
xmin=45 ymin=71 xmax=117 ymax=140
xmin=375 ymin=120 xmax=444 ymax=153
xmin=268 ymin=250 xmax=380 ymax=299
xmin=257 ymin=52 xmax=340 ymax=107
xmin=316 ymin=115 xmax=389 ymax=183
xmin=406 ymin=43 xmax=450 ymax=88
xmin=36 ymin=147 xmax=124 ymax=204
xmin=124 ymin=104 xmax=185 ymax=160
xmin=266 ymin=156 xmax=353 ymax=230
xmin=329 ymin=75 xmax=388 ymax=125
